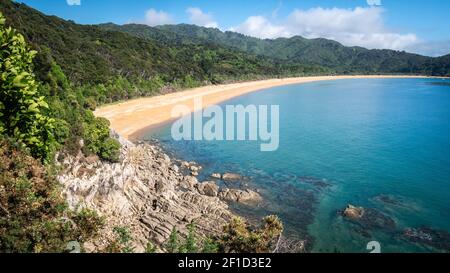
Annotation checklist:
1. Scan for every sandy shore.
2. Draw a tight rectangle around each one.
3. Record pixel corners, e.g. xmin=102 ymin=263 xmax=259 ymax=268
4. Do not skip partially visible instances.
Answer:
xmin=94 ymin=75 xmax=440 ymax=139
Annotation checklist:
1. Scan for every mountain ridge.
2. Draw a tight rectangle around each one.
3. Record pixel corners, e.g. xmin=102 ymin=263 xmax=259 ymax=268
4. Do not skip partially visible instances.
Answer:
xmin=101 ymin=23 xmax=449 ymax=76
xmin=1 ymin=0 xmax=449 ymax=89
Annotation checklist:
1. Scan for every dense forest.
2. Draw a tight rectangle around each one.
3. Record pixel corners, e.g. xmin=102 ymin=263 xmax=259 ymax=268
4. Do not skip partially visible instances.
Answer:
xmin=102 ymin=23 xmax=450 ymax=76
xmin=0 ymin=1 xmax=327 ymax=89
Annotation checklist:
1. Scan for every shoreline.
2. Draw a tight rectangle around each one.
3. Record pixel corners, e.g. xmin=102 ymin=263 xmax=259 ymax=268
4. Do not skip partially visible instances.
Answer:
xmin=95 ymin=75 xmax=446 ymax=139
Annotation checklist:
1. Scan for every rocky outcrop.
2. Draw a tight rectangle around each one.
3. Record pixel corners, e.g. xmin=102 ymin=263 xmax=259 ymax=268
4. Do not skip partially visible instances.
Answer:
xmin=57 ymin=134 xmax=234 ymax=253
xmin=342 ymin=204 xmax=364 ymax=220
xmin=196 ymin=181 xmax=219 ymax=197
xmin=218 ymin=188 xmax=262 ymax=205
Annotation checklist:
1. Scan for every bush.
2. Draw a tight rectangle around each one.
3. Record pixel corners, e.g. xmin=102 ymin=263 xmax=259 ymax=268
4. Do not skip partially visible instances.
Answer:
xmin=52 ymin=119 xmax=70 ymax=144
xmin=179 ymin=222 xmax=199 ymax=253
xmin=100 ymin=138 xmax=121 ymax=163
xmin=0 ymin=137 xmax=103 ymax=252
xmin=217 ymin=215 xmax=283 ymax=253
xmin=165 ymin=227 xmax=179 ymax=253
xmin=104 ymin=226 xmax=134 ymax=253
xmin=0 ymin=13 xmax=55 ymax=161
xmin=83 ymin=116 xmax=120 ymax=162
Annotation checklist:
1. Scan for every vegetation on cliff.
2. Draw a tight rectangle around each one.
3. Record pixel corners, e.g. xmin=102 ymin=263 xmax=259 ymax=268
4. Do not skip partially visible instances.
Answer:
xmin=0 ymin=12 xmax=105 ymax=252
xmin=0 ymin=137 xmax=103 ymax=252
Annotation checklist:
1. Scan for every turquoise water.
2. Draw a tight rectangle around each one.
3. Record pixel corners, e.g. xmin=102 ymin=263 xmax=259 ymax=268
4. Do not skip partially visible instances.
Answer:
xmin=145 ymin=78 xmax=450 ymax=253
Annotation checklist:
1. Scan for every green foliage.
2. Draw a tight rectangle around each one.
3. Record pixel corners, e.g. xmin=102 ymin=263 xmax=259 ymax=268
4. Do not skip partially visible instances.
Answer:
xmin=179 ymin=222 xmax=199 ymax=253
xmin=0 ymin=12 xmax=55 ymax=161
xmin=82 ymin=116 xmax=120 ymax=162
xmin=0 ymin=137 xmax=103 ymax=252
xmin=217 ymin=215 xmax=283 ymax=253
xmin=71 ymin=208 xmax=104 ymax=243
xmin=165 ymin=226 xmax=179 ymax=253
xmin=52 ymin=118 xmax=70 ymax=145
xmin=100 ymin=138 xmax=121 ymax=163
xmin=104 ymin=226 xmax=135 ymax=253
xmin=145 ymin=241 xmax=157 ymax=253
xmin=202 ymin=237 xmax=219 ymax=253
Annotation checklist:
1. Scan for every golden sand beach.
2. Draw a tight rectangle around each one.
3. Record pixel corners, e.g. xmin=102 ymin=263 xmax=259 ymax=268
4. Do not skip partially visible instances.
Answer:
xmin=94 ymin=75 xmax=440 ymax=139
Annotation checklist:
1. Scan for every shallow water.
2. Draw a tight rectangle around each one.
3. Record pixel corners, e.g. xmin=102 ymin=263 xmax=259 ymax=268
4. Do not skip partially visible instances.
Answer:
xmin=144 ymin=78 xmax=450 ymax=253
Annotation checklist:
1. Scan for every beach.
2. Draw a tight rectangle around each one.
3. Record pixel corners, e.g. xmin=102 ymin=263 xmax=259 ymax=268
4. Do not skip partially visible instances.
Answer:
xmin=94 ymin=75 xmax=439 ymax=139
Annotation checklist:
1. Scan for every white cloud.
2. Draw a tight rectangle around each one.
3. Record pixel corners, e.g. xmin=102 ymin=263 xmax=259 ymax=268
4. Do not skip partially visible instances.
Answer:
xmin=186 ymin=7 xmax=218 ymax=28
xmin=67 ymin=0 xmax=81 ymax=6
xmin=231 ymin=7 xmax=419 ymax=51
xmin=231 ymin=16 xmax=291 ymax=39
xmin=367 ymin=0 xmax=382 ymax=6
xmin=405 ymin=40 xmax=450 ymax=57
xmin=144 ymin=9 xmax=173 ymax=26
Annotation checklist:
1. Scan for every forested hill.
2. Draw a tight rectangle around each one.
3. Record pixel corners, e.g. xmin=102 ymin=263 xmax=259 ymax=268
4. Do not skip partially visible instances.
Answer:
xmin=0 ymin=0 xmax=327 ymax=87
xmin=1 ymin=0 xmax=449 ymax=90
xmin=101 ymin=23 xmax=450 ymax=76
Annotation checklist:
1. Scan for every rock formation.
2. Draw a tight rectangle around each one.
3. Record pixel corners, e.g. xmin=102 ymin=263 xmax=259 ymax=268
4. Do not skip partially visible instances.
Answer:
xmin=57 ymin=134 xmax=235 ymax=252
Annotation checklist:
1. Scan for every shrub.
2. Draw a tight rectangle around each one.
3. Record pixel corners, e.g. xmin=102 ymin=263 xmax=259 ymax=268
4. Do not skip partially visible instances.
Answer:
xmin=0 ymin=137 xmax=102 ymax=252
xmin=179 ymin=222 xmax=199 ymax=253
xmin=52 ymin=118 xmax=70 ymax=144
xmin=217 ymin=215 xmax=283 ymax=253
xmin=165 ymin=227 xmax=179 ymax=253
xmin=100 ymin=138 xmax=121 ymax=163
xmin=104 ymin=226 xmax=134 ymax=253
xmin=83 ymin=116 xmax=121 ymax=162
xmin=0 ymin=13 xmax=55 ymax=161
xmin=145 ymin=242 xmax=157 ymax=253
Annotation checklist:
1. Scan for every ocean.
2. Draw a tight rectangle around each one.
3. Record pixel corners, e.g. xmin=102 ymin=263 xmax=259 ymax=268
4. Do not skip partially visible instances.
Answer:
xmin=144 ymin=78 xmax=450 ymax=253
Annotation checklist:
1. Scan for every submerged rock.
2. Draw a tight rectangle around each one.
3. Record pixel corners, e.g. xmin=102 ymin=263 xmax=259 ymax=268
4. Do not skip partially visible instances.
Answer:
xmin=402 ymin=227 xmax=450 ymax=252
xmin=340 ymin=204 xmax=396 ymax=231
xmin=222 ymin=173 xmax=243 ymax=181
xmin=219 ymin=188 xmax=262 ymax=204
xmin=374 ymin=194 xmax=402 ymax=206
xmin=298 ymin=176 xmax=331 ymax=189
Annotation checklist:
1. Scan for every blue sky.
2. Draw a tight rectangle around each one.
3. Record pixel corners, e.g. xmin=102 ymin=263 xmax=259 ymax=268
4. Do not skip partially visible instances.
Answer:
xmin=14 ymin=0 xmax=450 ymax=56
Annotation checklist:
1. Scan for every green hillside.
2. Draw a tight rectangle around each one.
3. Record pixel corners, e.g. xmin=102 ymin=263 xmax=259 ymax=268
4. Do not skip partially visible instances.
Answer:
xmin=0 ymin=0 xmax=327 ymax=89
xmin=101 ymin=23 xmax=450 ymax=76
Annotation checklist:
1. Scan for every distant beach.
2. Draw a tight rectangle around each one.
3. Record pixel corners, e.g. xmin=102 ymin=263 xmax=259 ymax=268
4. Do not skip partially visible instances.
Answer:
xmin=95 ymin=75 xmax=443 ymax=139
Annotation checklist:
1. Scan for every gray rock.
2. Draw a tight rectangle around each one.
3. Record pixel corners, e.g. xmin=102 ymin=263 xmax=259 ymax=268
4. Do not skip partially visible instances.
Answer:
xmin=342 ymin=204 xmax=364 ymax=220
xmin=210 ymin=173 xmax=222 ymax=179
xmin=222 ymin=173 xmax=242 ymax=181
xmin=196 ymin=181 xmax=219 ymax=197
xmin=190 ymin=165 xmax=199 ymax=172
xmin=180 ymin=176 xmax=198 ymax=190
xmin=57 ymin=138 xmax=234 ymax=253
xmin=171 ymin=164 xmax=179 ymax=173
xmin=219 ymin=188 xmax=262 ymax=204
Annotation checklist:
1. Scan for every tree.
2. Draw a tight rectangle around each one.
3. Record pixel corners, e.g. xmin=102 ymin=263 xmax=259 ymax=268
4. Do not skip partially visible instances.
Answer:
xmin=0 ymin=13 xmax=54 ymax=161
